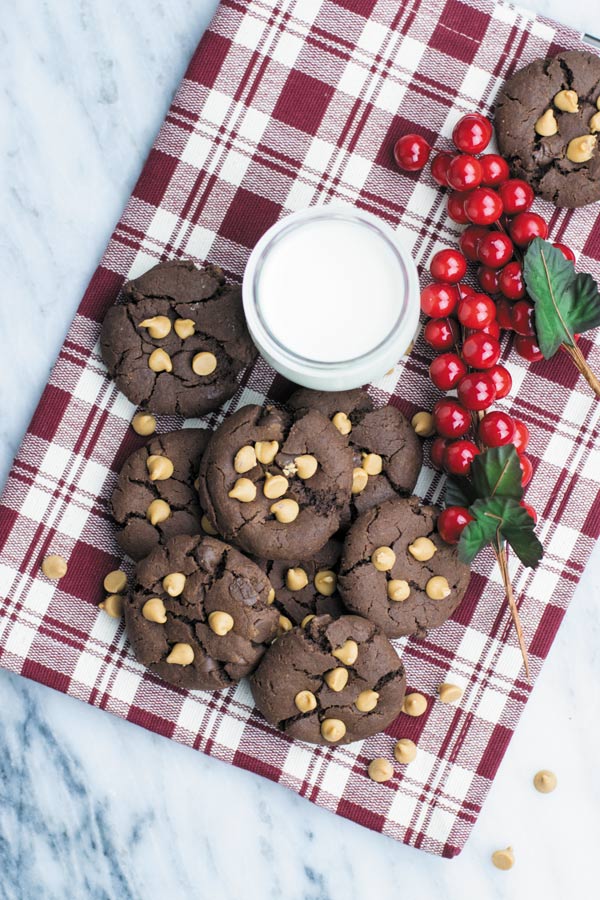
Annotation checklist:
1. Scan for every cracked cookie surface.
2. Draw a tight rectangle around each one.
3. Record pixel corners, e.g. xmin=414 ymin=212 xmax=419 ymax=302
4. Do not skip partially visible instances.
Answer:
xmin=495 ymin=51 xmax=600 ymax=207
xmin=101 ymin=260 xmax=257 ymax=416
xmin=112 ymin=429 xmax=209 ymax=560
xmin=197 ymin=404 xmax=354 ymax=560
xmin=338 ymin=497 xmax=470 ymax=639
xmin=125 ymin=534 xmax=279 ymax=691
xmin=288 ymin=388 xmax=422 ymax=528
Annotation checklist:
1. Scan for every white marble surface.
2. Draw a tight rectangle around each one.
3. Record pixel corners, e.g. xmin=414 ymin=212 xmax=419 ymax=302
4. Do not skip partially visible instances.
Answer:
xmin=1 ymin=2 xmax=599 ymax=898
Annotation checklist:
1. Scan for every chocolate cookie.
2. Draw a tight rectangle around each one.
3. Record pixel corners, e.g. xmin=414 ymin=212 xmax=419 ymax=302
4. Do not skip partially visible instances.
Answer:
xmin=197 ymin=404 xmax=353 ymax=560
xmin=259 ymin=539 xmax=346 ymax=626
xmin=338 ymin=497 xmax=470 ymax=639
xmin=495 ymin=51 xmax=600 ymax=207
xmin=112 ymin=429 xmax=209 ymax=561
xmin=125 ymin=534 xmax=279 ymax=691
xmin=250 ymin=614 xmax=406 ymax=745
xmin=101 ymin=261 xmax=257 ymax=416
xmin=288 ymin=388 xmax=422 ymax=528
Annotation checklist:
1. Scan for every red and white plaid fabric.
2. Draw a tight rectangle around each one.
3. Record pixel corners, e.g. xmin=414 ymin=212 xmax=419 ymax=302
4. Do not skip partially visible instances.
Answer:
xmin=1 ymin=0 xmax=599 ymax=858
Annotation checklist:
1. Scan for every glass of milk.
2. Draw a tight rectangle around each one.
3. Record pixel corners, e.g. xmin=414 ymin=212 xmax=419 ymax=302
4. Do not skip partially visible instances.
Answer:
xmin=243 ymin=206 xmax=419 ymax=390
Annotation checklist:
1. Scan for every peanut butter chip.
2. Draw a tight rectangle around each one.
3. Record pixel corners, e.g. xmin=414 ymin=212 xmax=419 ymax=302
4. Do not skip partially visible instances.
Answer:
xmin=368 ymin=758 xmax=394 ymax=783
xmin=351 ymin=467 xmax=369 ymax=494
xmin=201 ymin=515 xmax=218 ymax=536
xmin=402 ymin=692 xmax=427 ymax=717
xmin=294 ymin=454 xmax=318 ymax=479
xmin=362 ymin=452 xmax=383 ymax=475
xmin=103 ymin=570 xmax=127 ymax=594
xmin=146 ymin=499 xmax=171 ymax=525
xmin=533 ymin=770 xmax=557 ymax=794
xmin=148 ymin=348 xmax=173 ymax=373
xmin=426 ymin=575 xmax=451 ymax=600
xmin=590 ymin=111 xmax=600 ymax=134
xmin=99 ymin=594 xmax=123 ymax=619
xmin=534 ymin=109 xmax=558 ymax=136
xmin=270 ymin=499 xmax=299 ymax=523
xmin=321 ymin=718 xmax=346 ymax=742
xmin=255 ymin=441 xmax=279 ymax=464
xmin=554 ymin=89 xmax=578 ymax=113
xmin=263 ymin=473 xmax=289 ymax=499
xmin=566 ymin=134 xmax=596 ymax=163
xmin=146 ymin=454 xmax=174 ymax=481
xmin=267 ymin=587 xmax=276 ymax=605
xmin=166 ymin=643 xmax=194 ymax=666
xmin=192 ymin=352 xmax=217 ymax=376
xmin=371 ymin=546 xmax=396 ymax=571
xmin=162 ymin=572 xmax=186 ymax=597
xmin=228 ymin=478 xmax=257 ymax=503
xmin=278 ymin=615 xmax=293 ymax=633
xmin=355 ymin=689 xmax=379 ymax=712
xmin=492 ymin=847 xmax=515 ymax=871
xmin=131 ymin=412 xmax=156 ymax=436
xmin=438 ymin=683 xmax=463 ymax=704
xmin=388 ymin=579 xmax=410 ymax=602
xmin=208 ymin=611 xmax=234 ymax=635
xmin=332 ymin=639 xmax=358 ymax=666
xmin=332 ymin=412 xmax=351 ymax=435
xmin=139 ymin=315 xmax=171 ymax=339
xmin=234 ymin=445 xmax=257 ymax=474
xmin=408 ymin=536 xmax=437 ymax=561
xmin=174 ymin=318 xmax=195 ymax=339
xmin=142 ymin=597 xmax=167 ymax=623
xmin=324 ymin=667 xmax=348 ymax=692
xmin=301 ymin=614 xmax=315 ymax=628
xmin=314 ymin=570 xmax=337 ymax=596
xmin=411 ymin=411 xmax=435 ymax=437
xmin=394 ymin=738 xmax=417 ymax=764
xmin=286 ymin=567 xmax=308 ymax=591
xmin=295 ymin=690 xmax=317 ymax=713
xmin=597 ymin=95 xmax=600 ymax=111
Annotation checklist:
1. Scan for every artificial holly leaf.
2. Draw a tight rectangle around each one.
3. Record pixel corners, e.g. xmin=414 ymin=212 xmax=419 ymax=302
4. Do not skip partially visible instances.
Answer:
xmin=458 ymin=496 xmax=543 ymax=568
xmin=445 ymin=476 xmax=477 ymax=508
xmin=470 ymin=445 xmax=523 ymax=501
xmin=523 ymin=238 xmax=600 ymax=358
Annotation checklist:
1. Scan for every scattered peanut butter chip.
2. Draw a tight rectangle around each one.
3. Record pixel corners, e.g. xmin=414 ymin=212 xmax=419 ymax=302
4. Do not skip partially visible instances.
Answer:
xmin=201 ymin=514 xmax=218 ymax=536
xmin=146 ymin=454 xmax=174 ymax=481
xmin=99 ymin=594 xmax=123 ymax=619
xmin=286 ymin=567 xmax=308 ymax=591
xmin=267 ymin=587 xmax=276 ymax=605
xmin=331 ymin=411 xmax=351 ymax=435
xmin=533 ymin=770 xmax=557 ymax=793
xmin=321 ymin=718 xmax=346 ymax=742
xmin=294 ymin=690 xmax=317 ymax=713
xmin=491 ymin=847 xmax=514 ymax=870
xmin=388 ymin=579 xmax=410 ymax=602
xmin=355 ymin=689 xmax=379 ymax=712
xmin=411 ymin=410 xmax=435 ymax=437
xmin=368 ymin=758 xmax=394 ymax=783
xmin=263 ymin=472 xmax=289 ymax=499
xmin=173 ymin=318 xmax=195 ymax=339
xmin=426 ymin=575 xmax=451 ymax=600
xmin=228 ymin=477 xmax=257 ymax=503
xmin=408 ymin=536 xmax=437 ymax=561
xmin=314 ymin=570 xmax=337 ymax=596
xmin=162 ymin=572 xmax=186 ymax=597
xmin=234 ymin=445 xmax=257 ymax=474
xmin=294 ymin=454 xmax=318 ymax=479
xmin=103 ymin=570 xmax=127 ymax=594
xmin=324 ymin=667 xmax=348 ymax=692
xmin=139 ymin=315 xmax=171 ymax=339
xmin=146 ymin=499 xmax=171 ymax=525
xmin=142 ymin=597 xmax=167 ymax=623
xmin=394 ymin=738 xmax=417 ymax=764
xmin=166 ymin=643 xmax=194 ymax=666
xmin=301 ymin=614 xmax=315 ymax=628
xmin=131 ymin=412 xmax=156 ymax=436
xmin=41 ymin=555 xmax=68 ymax=580
xmin=192 ymin=351 xmax=217 ymax=376
xmin=438 ymin=682 xmax=463 ymax=704
xmin=148 ymin=348 xmax=173 ymax=373
xmin=278 ymin=614 xmax=293 ymax=633
xmin=351 ymin=467 xmax=369 ymax=494
xmin=590 ymin=111 xmax=600 ymax=134
xmin=534 ymin=109 xmax=558 ymax=136
xmin=208 ymin=611 xmax=234 ymax=635
xmin=254 ymin=440 xmax=279 ymax=464
xmin=361 ymin=452 xmax=383 ymax=475
xmin=566 ymin=134 xmax=596 ymax=164
xmin=554 ymin=89 xmax=578 ymax=113
xmin=270 ymin=498 xmax=299 ymax=523
xmin=402 ymin=692 xmax=427 ymax=717
xmin=371 ymin=546 xmax=396 ymax=571
xmin=332 ymin=639 xmax=358 ymax=666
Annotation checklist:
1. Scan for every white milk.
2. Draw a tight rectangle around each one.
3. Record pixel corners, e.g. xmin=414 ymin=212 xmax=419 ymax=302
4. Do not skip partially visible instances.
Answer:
xmin=243 ymin=207 xmax=419 ymax=390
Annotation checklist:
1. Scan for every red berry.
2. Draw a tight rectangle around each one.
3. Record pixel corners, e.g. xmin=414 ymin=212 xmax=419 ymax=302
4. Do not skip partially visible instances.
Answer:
xmin=464 ymin=187 xmax=503 ymax=226
xmin=512 ymin=419 xmax=530 ymax=452
xmin=462 ymin=332 xmax=501 ymax=369
xmin=552 ymin=242 xmax=576 ymax=262
xmin=479 ymin=318 xmax=501 ymax=340
xmin=446 ymin=154 xmax=483 ymax=191
xmin=519 ymin=453 xmax=533 ymax=487
xmin=514 ymin=334 xmax=543 ymax=362
xmin=511 ymin=300 xmax=535 ymax=336
xmin=499 ymin=261 xmax=525 ymax=300
xmin=458 ymin=283 xmax=477 ymax=299
xmin=420 ymin=282 xmax=459 ymax=317
xmin=488 ymin=364 xmax=512 ymax=399
xmin=496 ymin=297 xmax=514 ymax=330
xmin=510 ymin=212 xmax=548 ymax=248
xmin=457 ymin=372 xmax=497 ymax=410
xmin=433 ymin=398 xmax=471 ymax=439
xmin=520 ymin=501 xmax=537 ymax=524
xmin=452 ymin=113 xmax=493 ymax=154
xmin=458 ymin=293 xmax=496 ymax=329
xmin=438 ymin=506 xmax=474 ymax=544
xmin=478 ymin=265 xmax=501 ymax=294
xmin=480 ymin=154 xmax=510 ymax=187
xmin=477 ymin=231 xmax=514 ymax=268
xmin=459 ymin=225 xmax=489 ymax=262
xmin=479 ymin=410 xmax=515 ymax=447
xmin=444 ymin=440 xmax=480 ymax=476
xmin=447 ymin=191 xmax=470 ymax=224
xmin=393 ymin=133 xmax=431 ymax=171
xmin=431 ymin=436 xmax=449 ymax=469
xmin=498 ymin=179 xmax=534 ymax=215
xmin=423 ymin=317 xmax=460 ymax=351
xmin=431 ymin=151 xmax=453 ymax=186
xmin=430 ymin=248 xmax=468 ymax=283
xmin=429 ymin=352 xmax=467 ymax=391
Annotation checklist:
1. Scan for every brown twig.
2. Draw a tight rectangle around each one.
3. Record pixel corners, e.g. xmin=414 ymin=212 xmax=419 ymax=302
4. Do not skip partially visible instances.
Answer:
xmin=562 ymin=341 xmax=600 ymax=399
xmin=493 ymin=540 xmax=530 ymax=682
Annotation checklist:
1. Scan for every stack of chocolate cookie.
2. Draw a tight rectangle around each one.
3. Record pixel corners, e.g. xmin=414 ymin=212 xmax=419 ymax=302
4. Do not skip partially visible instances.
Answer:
xmin=102 ymin=261 xmax=470 ymax=746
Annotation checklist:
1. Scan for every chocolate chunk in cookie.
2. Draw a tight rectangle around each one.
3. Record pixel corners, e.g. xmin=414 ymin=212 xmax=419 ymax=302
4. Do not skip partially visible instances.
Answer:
xmin=197 ymin=404 xmax=353 ymax=560
xmin=288 ymin=388 xmax=422 ymax=528
xmin=496 ymin=51 xmax=600 ymax=207
xmin=101 ymin=261 xmax=257 ymax=416
xmin=125 ymin=534 xmax=279 ymax=691
xmin=112 ymin=429 xmax=209 ymax=560
xmin=250 ymin=614 xmax=406 ymax=745
xmin=338 ymin=497 xmax=470 ymax=639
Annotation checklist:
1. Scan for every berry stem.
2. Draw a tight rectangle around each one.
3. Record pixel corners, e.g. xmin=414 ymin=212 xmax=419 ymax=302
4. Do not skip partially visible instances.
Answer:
xmin=493 ymin=539 xmax=530 ymax=681
xmin=562 ymin=341 xmax=600 ymax=399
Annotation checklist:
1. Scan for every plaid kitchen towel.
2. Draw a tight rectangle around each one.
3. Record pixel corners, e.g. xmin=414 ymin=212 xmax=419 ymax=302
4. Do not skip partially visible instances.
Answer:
xmin=1 ymin=0 xmax=599 ymax=858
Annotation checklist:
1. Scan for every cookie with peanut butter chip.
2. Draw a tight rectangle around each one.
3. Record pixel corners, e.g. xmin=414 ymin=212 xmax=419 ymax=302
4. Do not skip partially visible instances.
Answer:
xmin=249 ymin=614 xmax=406 ymax=745
xmin=338 ymin=497 xmax=470 ymax=639
xmin=125 ymin=534 xmax=278 ymax=691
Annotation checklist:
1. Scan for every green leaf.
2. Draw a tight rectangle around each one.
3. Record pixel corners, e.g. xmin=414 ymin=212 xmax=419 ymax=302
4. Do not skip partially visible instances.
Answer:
xmin=445 ymin=476 xmax=476 ymax=508
xmin=458 ymin=501 xmax=499 ymax=564
xmin=458 ymin=497 xmax=543 ymax=568
xmin=470 ymin=445 xmax=523 ymax=500
xmin=523 ymin=238 xmax=600 ymax=358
